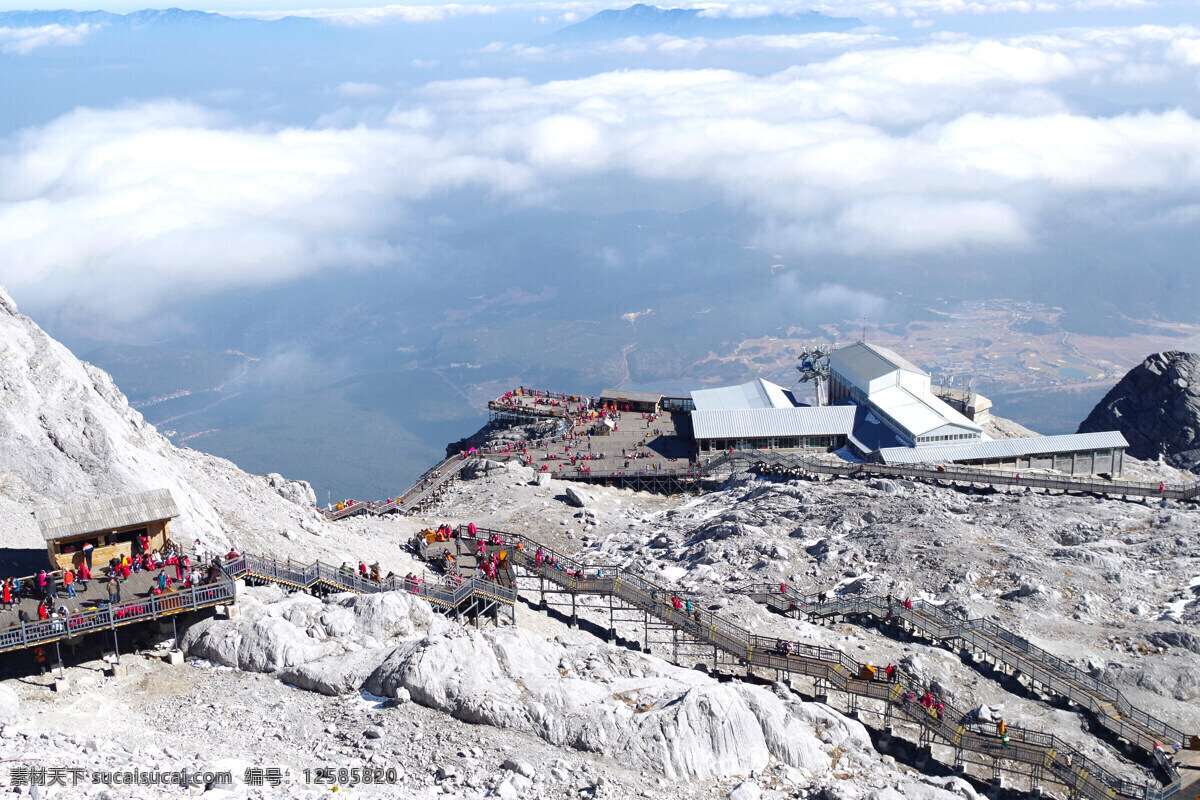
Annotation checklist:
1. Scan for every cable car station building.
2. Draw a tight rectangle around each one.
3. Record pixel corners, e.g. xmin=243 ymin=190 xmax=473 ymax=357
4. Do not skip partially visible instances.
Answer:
xmin=686 ymin=342 xmax=1128 ymax=477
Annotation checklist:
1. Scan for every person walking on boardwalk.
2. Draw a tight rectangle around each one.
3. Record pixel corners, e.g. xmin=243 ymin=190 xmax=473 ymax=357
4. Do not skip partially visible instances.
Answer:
xmin=63 ymin=568 xmax=76 ymax=598
xmin=82 ymin=541 xmax=94 ymax=571
xmin=1 ymin=579 xmax=11 ymax=610
xmin=107 ymin=576 xmax=120 ymax=605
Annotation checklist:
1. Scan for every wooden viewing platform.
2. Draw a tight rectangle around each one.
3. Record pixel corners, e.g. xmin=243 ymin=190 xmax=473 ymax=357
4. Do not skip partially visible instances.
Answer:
xmin=0 ymin=567 xmax=235 ymax=657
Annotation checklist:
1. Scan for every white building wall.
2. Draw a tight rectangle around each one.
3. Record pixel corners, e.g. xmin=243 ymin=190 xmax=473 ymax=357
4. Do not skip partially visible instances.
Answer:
xmin=897 ymin=370 xmax=931 ymax=394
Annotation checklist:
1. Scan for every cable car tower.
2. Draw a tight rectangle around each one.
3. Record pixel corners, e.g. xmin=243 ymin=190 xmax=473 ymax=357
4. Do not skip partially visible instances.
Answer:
xmin=796 ymin=344 xmax=833 ymax=406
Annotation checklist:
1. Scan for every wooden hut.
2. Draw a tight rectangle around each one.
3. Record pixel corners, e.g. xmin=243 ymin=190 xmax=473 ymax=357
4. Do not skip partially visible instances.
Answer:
xmin=35 ymin=489 xmax=180 ymax=571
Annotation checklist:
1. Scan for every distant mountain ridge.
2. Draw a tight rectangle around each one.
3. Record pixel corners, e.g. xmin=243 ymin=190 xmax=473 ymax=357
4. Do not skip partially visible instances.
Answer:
xmin=0 ymin=7 xmax=313 ymax=29
xmin=549 ymin=3 xmax=861 ymax=42
xmin=1078 ymin=351 xmax=1200 ymax=473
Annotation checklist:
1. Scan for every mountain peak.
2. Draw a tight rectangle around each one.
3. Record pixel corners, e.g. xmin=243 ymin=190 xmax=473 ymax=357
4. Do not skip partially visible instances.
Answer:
xmin=549 ymin=4 xmax=861 ymax=42
xmin=1078 ymin=350 xmax=1200 ymax=472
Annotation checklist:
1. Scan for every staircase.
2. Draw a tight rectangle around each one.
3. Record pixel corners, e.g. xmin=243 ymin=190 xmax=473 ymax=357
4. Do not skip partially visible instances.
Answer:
xmin=416 ymin=525 xmax=1187 ymax=800
xmin=743 ymin=585 xmax=1186 ymax=797
xmin=225 ymin=552 xmax=516 ymax=618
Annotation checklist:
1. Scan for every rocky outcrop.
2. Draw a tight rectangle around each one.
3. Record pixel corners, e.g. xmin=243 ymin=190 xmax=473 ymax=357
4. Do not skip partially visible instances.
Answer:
xmin=564 ymin=485 xmax=592 ymax=507
xmin=363 ymin=626 xmax=872 ymax=781
xmin=0 ymin=685 xmax=18 ymax=726
xmin=183 ymin=587 xmax=876 ymax=782
xmin=446 ymin=419 xmax=560 ymax=459
xmin=0 ymin=283 xmax=325 ymax=553
xmin=265 ymin=473 xmax=317 ymax=508
xmin=183 ymin=586 xmax=440 ymax=676
xmin=1078 ymin=351 xmax=1200 ymax=472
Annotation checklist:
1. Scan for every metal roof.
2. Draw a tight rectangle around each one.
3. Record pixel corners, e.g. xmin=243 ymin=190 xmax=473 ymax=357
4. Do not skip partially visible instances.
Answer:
xmin=35 ymin=489 xmax=180 ymax=542
xmin=691 ymin=379 xmax=796 ymax=412
xmin=600 ymin=389 xmax=664 ymax=405
xmin=875 ymin=432 xmax=1130 ymax=465
xmin=691 ymin=406 xmax=856 ymax=440
xmin=870 ymin=384 xmax=982 ymax=439
xmin=847 ymin=404 xmax=909 ymax=452
xmin=829 ymin=341 xmax=926 ymax=387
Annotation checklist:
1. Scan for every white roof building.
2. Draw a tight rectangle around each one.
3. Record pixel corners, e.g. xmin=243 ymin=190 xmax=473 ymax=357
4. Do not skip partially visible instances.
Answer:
xmin=828 ymin=342 xmax=982 ymax=446
xmin=691 ymin=406 xmax=855 ymax=441
xmin=691 ymin=379 xmax=796 ymax=412
xmin=875 ymin=431 xmax=1129 ymax=465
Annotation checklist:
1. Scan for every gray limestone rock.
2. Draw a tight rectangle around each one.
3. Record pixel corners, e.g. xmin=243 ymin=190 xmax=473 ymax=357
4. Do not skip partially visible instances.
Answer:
xmin=266 ymin=473 xmax=317 ymax=508
xmin=1079 ymin=351 xmax=1200 ymax=472
xmin=565 ymin=485 xmax=593 ymax=507
xmin=0 ymin=685 xmax=18 ymax=726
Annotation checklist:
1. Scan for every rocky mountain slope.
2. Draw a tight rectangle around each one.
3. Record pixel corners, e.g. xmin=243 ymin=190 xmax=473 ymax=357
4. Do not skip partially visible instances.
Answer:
xmin=1079 ymin=351 xmax=1200 ymax=473
xmin=0 ymin=281 xmax=1196 ymax=799
xmin=0 ymin=284 xmax=428 ymax=576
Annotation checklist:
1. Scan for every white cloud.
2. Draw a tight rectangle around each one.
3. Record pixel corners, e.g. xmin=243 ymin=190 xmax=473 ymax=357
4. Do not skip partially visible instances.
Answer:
xmin=777 ymin=276 xmax=888 ymax=319
xmin=836 ymin=197 xmax=1030 ymax=252
xmin=4 ymin=22 xmax=1200 ymax=319
xmin=335 ymin=81 xmax=387 ymax=97
xmin=0 ymin=23 xmax=94 ymax=55
xmin=0 ymin=101 xmax=535 ymax=319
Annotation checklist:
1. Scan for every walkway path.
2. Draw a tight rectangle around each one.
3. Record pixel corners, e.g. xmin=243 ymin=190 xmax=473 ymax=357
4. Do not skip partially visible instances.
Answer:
xmin=408 ymin=525 xmax=1190 ymax=800
xmin=0 ymin=570 xmax=235 ymax=656
xmin=225 ymin=551 xmax=516 ymax=621
xmin=321 ymin=453 xmax=474 ymax=521
xmin=742 ymin=585 xmax=1186 ymax=783
xmin=711 ymin=450 xmax=1200 ymax=502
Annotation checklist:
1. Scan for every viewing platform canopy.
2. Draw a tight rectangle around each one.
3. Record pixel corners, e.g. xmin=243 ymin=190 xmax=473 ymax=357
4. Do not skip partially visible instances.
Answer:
xmin=599 ymin=389 xmax=663 ymax=414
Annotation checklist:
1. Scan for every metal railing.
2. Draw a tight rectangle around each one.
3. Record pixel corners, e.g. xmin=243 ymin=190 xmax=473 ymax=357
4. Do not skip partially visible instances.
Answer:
xmin=712 ymin=451 xmax=1200 ymax=502
xmin=0 ymin=577 xmax=236 ymax=655
xmin=223 ymin=552 xmax=516 ymax=611
xmin=742 ymin=585 xmax=1185 ymax=798
xmin=417 ymin=526 xmax=1169 ymax=800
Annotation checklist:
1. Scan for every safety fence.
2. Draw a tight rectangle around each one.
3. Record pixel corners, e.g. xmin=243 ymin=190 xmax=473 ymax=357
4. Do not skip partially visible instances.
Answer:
xmin=420 ymin=525 xmax=1181 ymax=800
xmin=224 ymin=552 xmax=516 ymax=612
xmin=716 ymin=451 xmax=1200 ymax=502
xmin=0 ymin=578 xmax=236 ymax=655
xmin=742 ymin=585 xmax=1185 ymax=798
